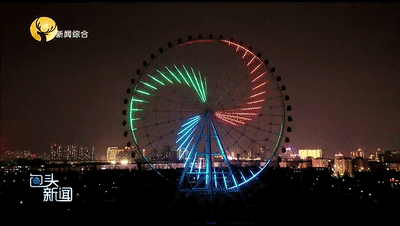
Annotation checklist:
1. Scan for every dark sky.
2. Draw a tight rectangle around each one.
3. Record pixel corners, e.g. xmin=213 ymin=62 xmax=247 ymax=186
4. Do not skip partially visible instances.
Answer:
xmin=1 ymin=3 xmax=399 ymax=159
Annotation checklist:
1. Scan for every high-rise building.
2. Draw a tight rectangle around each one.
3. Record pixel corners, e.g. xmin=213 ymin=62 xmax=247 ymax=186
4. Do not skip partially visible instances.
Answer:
xmin=350 ymin=148 xmax=365 ymax=159
xmin=375 ymin=148 xmax=383 ymax=161
xmin=299 ymin=149 xmax=322 ymax=159
xmin=333 ymin=153 xmax=353 ymax=177
xmin=51 ymin=143 xmax=94 ymax=161
xmin=51 ymin=143 xmax=62 ymax=160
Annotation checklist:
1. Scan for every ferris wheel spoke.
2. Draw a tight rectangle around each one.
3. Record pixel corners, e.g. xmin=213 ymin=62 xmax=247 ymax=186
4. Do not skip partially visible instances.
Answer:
xmin=214 ymin=80 xmax=245 ymax=109
xmin=253 ymin=138 xmax=278 ymax=145
xmin=140 ymin=116 xmax=187 ymax=130
xmin=242 ymin=123 xmax=281 ymax=136
xmin=210 ymin=86 xmax=230 ymax=109
xmin=265 ymin=94 xmax=284 ymax=101
xmin=152 ymin=94 xmax=199 ymax=110
xmin=152 ymin=109 xmax=199 ymax=113
xmin=268 ymin=105 xmax=285 ymax=109
xmin=217 ymin=95 xmax=246 ymax=110
xmin=215 ymin=126 xmax=240 ymax=151
xmin=213 ymin=122 xmax=251 ymax=156
xmin=214 ymin=78 xmax=249 ymax=110
xmin=210 ymin=73 xmax=237 ymax=108
xmin=139 ymin=129 xmax=178 ymax=150
xmin=258 ymin=113 xmax=285 ymax=118
xmin=217 ymin=122 xmax=267 ymax=151
xmin=209 ymin=67 xmax=225 ymax=107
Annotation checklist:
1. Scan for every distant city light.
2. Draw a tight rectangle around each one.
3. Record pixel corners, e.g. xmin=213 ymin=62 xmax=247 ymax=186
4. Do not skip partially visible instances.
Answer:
xmin=299 ymin=149 xmax=322 ymax=159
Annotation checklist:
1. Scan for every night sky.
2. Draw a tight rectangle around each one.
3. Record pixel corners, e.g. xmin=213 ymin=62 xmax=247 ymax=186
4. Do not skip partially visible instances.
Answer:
xmin=1 ymin=3 xmax=399 ymax=159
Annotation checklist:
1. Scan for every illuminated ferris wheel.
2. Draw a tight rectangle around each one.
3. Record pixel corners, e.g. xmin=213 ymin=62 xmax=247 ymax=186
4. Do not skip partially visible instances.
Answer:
xmin=122 ymin=34 xmax=292 ymax=198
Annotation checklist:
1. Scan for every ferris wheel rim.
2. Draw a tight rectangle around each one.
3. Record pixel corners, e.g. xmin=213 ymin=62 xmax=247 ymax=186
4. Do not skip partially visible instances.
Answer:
xmin=123 ymin=35 xmax=291 ymax=188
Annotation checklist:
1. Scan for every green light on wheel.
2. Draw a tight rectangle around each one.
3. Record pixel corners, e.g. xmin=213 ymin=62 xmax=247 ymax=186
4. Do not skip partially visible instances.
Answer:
xmin=131 ymin=108 xmax=144 ymax=112
xmin=136 ymin=90 xmax=151 ymax=96
xmin=199 ymin=70 xmax=207 ymax=101
xmin=183 ymin=65 xmax=203 ymax=103
xmin=140 ymin=81 xmax=158 ymax=90
xmin=174 ymin=65 xmax=190 ymax=87
xmin=156 ymin=69 xmax=173 ymax=84
xmin=131 ymin=98 xmax=149 ymax=103
xmin=191 ymin=67 xmax=205 ymax=102
xmin=148 ymin=74 xmax=165 ymax=86
xmin=165 ymin=66 xmax=182 ymax=84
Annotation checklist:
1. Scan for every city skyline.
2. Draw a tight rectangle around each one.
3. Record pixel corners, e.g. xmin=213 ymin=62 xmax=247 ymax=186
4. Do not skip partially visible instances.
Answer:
xmin=2 ymin=142 xmax=397 ymax=162
xmin=1 ymin=3 xmax=399 ymax=158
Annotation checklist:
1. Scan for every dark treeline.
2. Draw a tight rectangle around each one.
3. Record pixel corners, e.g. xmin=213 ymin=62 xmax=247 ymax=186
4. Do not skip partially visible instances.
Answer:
xmin=1 ymin=166 xmax=399 ymax=223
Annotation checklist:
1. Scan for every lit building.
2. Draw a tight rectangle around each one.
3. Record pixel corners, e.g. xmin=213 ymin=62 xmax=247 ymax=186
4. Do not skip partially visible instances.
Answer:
xmin=333 ymin=153 xmax=353 ymax=177
xmin=376 ymin=150 xmax=400 ymax=163
xmin=248 ymin=150 xmax=252 ymax=160
xmin=368 ymin=154 xmax=375 ymax=160
xmin=298 ymin=161 xmax=312 ymax=169
xmin=144 ymin=146 xmax=177 ymax=163
xmin=162 ymin=145 xmax=177 ymax=162
xmin=353 ymin=157 xmax=369 ymax=172
xmin=51 ymin=143 xmax=94 ymax=161
xmin=107 ymin=147 xmax=123 ymax=163
xmin=177 ymin=148 xmax=189 ymax=161
xmin=259 ymin=148 xmax=270 ymax=161
xmin=279 ymin=147 xmax=300 ymax=160
xmin=388 ymin=163 xmax=400 ymax=171
xmin=350 ymin=148 xmax=365 ymax=159
xmin=375 ymin=148 xmax=383 ymax=161
xmin=279 ymin=160 xmax=299 ymax=169
xmin=312 ymin=158 xmax=330 ymax=168
xmin=1 ymin=150 xmax=33 ymax=160
xmin=107 ymin=146 xmax=136 ymax=163
xmin=299 ymin=149 xmax=322 ymax=159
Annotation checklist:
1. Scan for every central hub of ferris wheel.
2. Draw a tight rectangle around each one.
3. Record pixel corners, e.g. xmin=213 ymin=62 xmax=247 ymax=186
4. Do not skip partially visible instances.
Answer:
xmin=204 ymin=109 xmax=213 ymax=115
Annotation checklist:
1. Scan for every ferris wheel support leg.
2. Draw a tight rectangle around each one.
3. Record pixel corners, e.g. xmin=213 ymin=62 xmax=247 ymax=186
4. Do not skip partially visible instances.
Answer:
xmin=210 ymin=119 xmax=236 ymax=187
xmin=205 ymin=112 xmax=213 ymax=201
xmin=176 ymin=120 xmax=206 ymax=195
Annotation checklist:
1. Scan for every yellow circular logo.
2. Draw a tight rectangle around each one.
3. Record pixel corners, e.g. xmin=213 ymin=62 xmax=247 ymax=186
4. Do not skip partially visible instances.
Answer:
xmin=30 ymin=17 xmax=58 ymax=42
